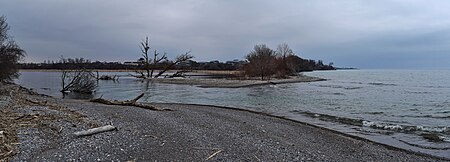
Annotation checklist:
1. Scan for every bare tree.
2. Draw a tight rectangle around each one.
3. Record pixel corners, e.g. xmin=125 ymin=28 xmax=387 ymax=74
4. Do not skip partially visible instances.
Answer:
xmin=0 ymin=16 xmax=25 ymax=82
xmin=244 ymin=44 xmax=276 ymax=80
xmin=275 ymin=43 xmax=297 ymax=77
xmin=154 ymin=51 xmax=194 ymax=78
xmin=139 ymin=36 xmax=151 ymax=78
xmin=135 ymin=36 xmax=167 ymax=78
xmin=61 ymin=69 xmax=98 ymax=93
xmin=59 ymin=56 xmax=98 ymax=93
xmin=276 ymin=42 xmax=294 ymax=57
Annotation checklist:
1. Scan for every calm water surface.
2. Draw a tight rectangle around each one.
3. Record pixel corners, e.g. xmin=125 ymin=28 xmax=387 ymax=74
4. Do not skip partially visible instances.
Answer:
xmin=16 ymin=70 xmax=450 ymax=159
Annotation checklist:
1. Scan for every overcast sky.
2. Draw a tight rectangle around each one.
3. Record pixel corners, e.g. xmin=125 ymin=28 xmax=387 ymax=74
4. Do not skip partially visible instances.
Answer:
xmin=2 ymin=0 xmax=450 ymax=69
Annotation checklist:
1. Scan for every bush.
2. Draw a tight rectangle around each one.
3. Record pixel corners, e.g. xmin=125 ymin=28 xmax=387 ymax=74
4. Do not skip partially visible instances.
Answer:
xmin=0 ymin=16 xmax=25 ymax=82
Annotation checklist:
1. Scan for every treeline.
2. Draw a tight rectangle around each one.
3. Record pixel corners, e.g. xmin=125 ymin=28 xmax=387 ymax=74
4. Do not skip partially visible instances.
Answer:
xmin=19 ymin=46 xmax=334 ymax=73
xmin=19 ymin=57 xmax=334 ymax=72
xmin=19 ymin=61 xmax=136 ymax=70
xmin=18 ymin=59 xmax=247 ymax=71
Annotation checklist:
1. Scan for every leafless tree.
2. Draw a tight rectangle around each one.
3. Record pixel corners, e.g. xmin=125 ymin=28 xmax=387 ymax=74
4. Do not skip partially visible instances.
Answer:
xmin=154 ymin=51 xmax=194 ymax=78
xmin=59 ymin=56 xmax=98 ymax=93
xmin=135 ymin=36 xmax=167 ymax=78
xmin=0 ymin=16 xmax=25 ymax=82
xmin=60 ymin=69 xmax=98 ymax=93
xmin=244 ymin=44 xmax=276 ymax=80
xmin=275 ymin=43 xmax=297 ymax=76
xmin=276 ymin=42 xmax=294 ymax=57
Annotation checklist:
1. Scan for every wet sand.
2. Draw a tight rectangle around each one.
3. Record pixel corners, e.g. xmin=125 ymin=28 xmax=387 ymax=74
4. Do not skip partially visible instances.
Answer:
xmin=0 ymin=83 xmax=447 ymax=161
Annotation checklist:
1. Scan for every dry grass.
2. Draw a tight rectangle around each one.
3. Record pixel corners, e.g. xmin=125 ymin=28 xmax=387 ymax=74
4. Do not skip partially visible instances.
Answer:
xmin=0 ymin=84 xmax=95 ymax=161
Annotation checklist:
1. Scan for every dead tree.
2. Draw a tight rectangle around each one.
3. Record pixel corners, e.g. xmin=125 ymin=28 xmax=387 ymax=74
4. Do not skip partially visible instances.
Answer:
xmin=139 ymin=36 xmax=151 ymax=78
xmin=90 ymin=93 xmax=169 ymax=111
xmin=154 ymin=52 xmax=193 ymax=78
xmin=167 ymin=70 xmax=190 ymax=78
xmin=135 ymin=36 xmax=167 ymax=78
xmin=151 ymin=50 xmax=167 ymax=78
xmin=61 ymin=69 xmax=98 ymax=93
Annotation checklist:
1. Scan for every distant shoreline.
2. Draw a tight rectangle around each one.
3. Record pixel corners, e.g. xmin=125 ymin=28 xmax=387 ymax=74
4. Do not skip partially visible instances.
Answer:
xmin=19 ymin=69 xmax=240 ymax=75
xmin=148 ymin=75 xmax=326 ymax=88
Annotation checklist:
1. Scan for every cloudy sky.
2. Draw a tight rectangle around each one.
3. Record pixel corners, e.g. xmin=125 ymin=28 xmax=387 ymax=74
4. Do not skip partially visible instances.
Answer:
xmin=1 ymin=0 xmax=450 ymax=69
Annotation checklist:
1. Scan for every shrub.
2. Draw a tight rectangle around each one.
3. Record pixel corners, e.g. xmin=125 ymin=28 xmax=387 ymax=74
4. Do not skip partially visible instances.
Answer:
xmin=0 ymin=16 xmax=25 ymax=82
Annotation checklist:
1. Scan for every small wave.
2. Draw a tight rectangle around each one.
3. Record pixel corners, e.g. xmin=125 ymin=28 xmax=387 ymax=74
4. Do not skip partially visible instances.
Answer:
xmin=431 ymin=102 xmax=450 ymax=108
xmin=349 ymin=82 xmax=364 ymax=85
xmin=367 ymin=82 xmax=397 ymax=86
xmin=317 ymin=85 xmax=344 ymax=88
xmin=407 ymin=91 xmax=432 ymax=94
xmin=365 ymin=112 xmax=384 ymax=115
xmin=422 ymin=85 xmax=450 ymax=88
xmin=362 ymin=121 xmax=402 ymax=130
xmin=397 ymin=114 xmax=450 ymax=119
xmin=290 ymin=110 xmax=364 ymax=126
xmin=362 ymin=121 xmax=449 ymax=134
xmin=317 ymin=84 xmax=363 ymax=90
xmin=344 ymin=87 xmax=363 ymax=90
xmin=439 ymin=110 xmax=450 ymax=114
xmin=427 ymin=116 xmax=450 ymax=119
xmin=397 ymin=139 xmax=450 ymax=150
xmin=289 ymin=110 xmax=450 ymax=140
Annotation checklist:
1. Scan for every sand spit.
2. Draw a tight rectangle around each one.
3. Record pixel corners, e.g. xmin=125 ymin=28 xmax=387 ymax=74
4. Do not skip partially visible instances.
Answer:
xmin=149 ymin=75 xmax=326 ymax=88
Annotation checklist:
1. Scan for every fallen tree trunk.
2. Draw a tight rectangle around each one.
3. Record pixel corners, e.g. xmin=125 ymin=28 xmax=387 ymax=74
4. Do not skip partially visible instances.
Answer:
xmin=90 ymin=93 xmax=168 ymax=111
xmin=74 ymin=125 xmax=117 ymax=137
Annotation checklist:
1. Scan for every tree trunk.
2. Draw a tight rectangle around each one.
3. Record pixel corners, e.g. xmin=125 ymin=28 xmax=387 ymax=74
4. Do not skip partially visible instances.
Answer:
xmin=90 ymin=93 xmax=169 ymax=111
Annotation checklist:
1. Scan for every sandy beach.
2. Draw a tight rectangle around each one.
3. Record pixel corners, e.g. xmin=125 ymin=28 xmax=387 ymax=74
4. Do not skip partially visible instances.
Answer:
xmin=0 ymin=83 xmax=447 ymax=161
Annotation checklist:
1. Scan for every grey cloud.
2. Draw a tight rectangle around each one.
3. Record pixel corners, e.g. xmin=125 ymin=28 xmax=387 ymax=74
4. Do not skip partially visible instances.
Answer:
xmin=1 ymin=0 xmax=450 ymax=68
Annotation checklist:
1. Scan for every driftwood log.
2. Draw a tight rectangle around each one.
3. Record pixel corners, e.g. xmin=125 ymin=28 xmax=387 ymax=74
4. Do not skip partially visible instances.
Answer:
xmin=74 ymin=125 xmax=117 ymax=137
xmin=90 ymin=93 xmax=168 ymax=111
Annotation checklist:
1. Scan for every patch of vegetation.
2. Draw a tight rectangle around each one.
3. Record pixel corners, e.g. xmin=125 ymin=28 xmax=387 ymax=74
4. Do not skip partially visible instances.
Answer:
xmin=0 ymin=16 xmax=25 ymax=82
xmin=243 ymin=43 xmax=335 ymax=80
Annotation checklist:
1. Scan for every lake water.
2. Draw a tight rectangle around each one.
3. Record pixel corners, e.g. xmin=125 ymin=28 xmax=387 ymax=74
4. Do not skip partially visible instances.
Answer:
xmin=15 ymin=70 xmax=450 ymax=159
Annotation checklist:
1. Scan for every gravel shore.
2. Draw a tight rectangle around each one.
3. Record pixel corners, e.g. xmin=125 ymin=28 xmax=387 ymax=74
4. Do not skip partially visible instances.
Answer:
xmin=1 ymin=83 xmax=447 ymax=161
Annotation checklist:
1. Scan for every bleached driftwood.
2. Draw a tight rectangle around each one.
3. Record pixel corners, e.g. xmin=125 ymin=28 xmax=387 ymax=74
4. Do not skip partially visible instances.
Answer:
xmin=206 ymin=150 xmax=222 ymax=160
xmin=74 ymin=125 xmax=117 ymax=137
xmin=90 ymin=93 xmax=168 ymax=111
